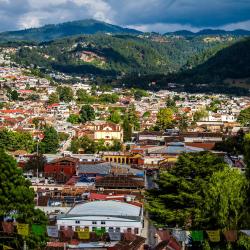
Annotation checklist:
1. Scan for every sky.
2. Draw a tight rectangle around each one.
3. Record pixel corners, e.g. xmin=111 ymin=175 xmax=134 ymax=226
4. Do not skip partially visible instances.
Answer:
xmin=0 ymin=0 xmax=250 ymax=33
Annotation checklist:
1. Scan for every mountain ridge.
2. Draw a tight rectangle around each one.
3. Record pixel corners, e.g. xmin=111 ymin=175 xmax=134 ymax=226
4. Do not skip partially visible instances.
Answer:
xmin=165 ymin=29 xmax=250 ymax=36
xmin=0 ymin=19 xmax=142 ymax=42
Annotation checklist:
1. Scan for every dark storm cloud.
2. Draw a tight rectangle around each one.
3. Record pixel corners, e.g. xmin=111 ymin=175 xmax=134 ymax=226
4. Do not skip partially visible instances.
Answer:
xmin=0 ymin=0 xmax=249 ymax=32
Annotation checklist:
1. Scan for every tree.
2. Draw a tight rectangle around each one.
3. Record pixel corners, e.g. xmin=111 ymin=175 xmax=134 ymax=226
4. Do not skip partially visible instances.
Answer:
xmin=238 ymin=107 xmax=250 ymax=126
xmin=0 ymin=150 xmax=48 ymax=249
xmin=110 ymin=140 xmax=122 ymax=151
xmin=70 ymin=136 xmax=97 ymax=154
xmin=76 ymin=89 xmax=94 ymax=103
xmin=79 ymin=105 xmax=95 ymax=123
xmin=127 ymin=105 xmax=140 ymax=131
xmin=108 ymin=110 xmax=121 ymax=124
xmin=214 ymin=130 xmax=245 ymax=155
xmin=99 ymin=93 xmax=119 ymax=104
xmin=0 ymin=129 xmax=35 ymax=152
xmin=8 ymin=89 xmax=19 ymax=101
xmin=24 ymin=154 xmax=47 ymax=173
xmin=244 ymin=133 xmax=250 ymax=178
xmin=39 ymin=126 xmax=59 ymax=154
xmin=48 ymin=92 xmax=59 ymax=105
xmin=165 ymin=97 xmax=177 ymax=112
xmin=193 ymin=108 xmax=208 ymax=122
xmin=202 ymin=168 xmax=248 ymax=229
xmin=143 ymin=111 xmax=151 ymax=118
xmin=56 ymin=86 xmax=74 ymax=103
xmin=134 ymin=89 xmax=148 ymax=101
xmin=67 ymin=114 xmax=81 ymax=124
xmin=58 ymin=132 xmax=69 ymax=142
xmin=146 ymin=152 xmax=227 ymax=228
xmin=177 ymin=113 xmax=189 ymax=132
xmin=122 ymin=114 xmax=132 ymax=142
xmin=156 ymin=108 xmax=174 ymax=131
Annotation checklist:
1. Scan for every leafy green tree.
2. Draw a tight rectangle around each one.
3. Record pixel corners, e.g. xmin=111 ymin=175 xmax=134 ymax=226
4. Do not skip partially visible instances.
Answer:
xmin=27 ymin=94 xmax=40 ymax=101
xmin=122 ymin=114 xmax=132 ymax=142
xmin=238 ymin=107 xmax=250 ymax=126
xmin=134 ymin=89 xmax=148 ymax=101
xmin=156 ymin=108 xmax=174 ymax=131
xmin=67 ymin=114 xmax=81 ymax=124
xmin=178 ymin=113 xmax=189 ymax=132
xmin=202 ymin=168 xmax=248 ymax=229
xmin=32 ymin=117 xmax=41 ymax=129
xmin=127 ymin=105 xmax=140 ymax=131
xmin=79 ymin=105 xmax=95 ymax=123
xmin=108 ymin=110 xmax=121 ymax=124
xmin=99 ymin=93 xmax=119 ymax=104
xmin=0 ymin=102 xmax=4 ymax=109
xmin=146 ymin=152 xmax=227 ymax=228
xmin=56 ymin=86 xmax=74 ymax=103
xmin=48 ymin=92 xmax=59 ymax=105
xmin=58 ymin=132 xmax=69 ymax=142
xmin=214 ymin=130 xmax=245 ymax=155
xmin=0 ymin=129 xmax=34 ymax=152
xmin=24 ymin=154 xmax=47 ymax=173
xmin=143 ymin=111 xmax=151 ymax=118
xmin=193 ymin=108 xmax=208 ymax=122
xmin=244 ymin=133 xmax=250 ymax=178
xmin=110 ymin=140 xmax=122 ymax=151
xmin=70 ymin=136 xmax=96 ymax=154
xmin=39 ymin=126 xmax=59 ymax=154
xmin=8 ymin=89 xmax=19 ymax=101
xmin=0 ymin=150 xmax=48 ymax=249
xmin=76 ymin=89 xmax=95 ymax=103
xmin=165 ymin=97 xmax=177 ymax=112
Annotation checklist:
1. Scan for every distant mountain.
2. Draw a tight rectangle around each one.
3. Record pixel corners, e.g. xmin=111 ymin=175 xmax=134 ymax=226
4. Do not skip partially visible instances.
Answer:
xmin=0 ymin=19 xmax=141 ymax=42
xmin=175 ymin=38 xmax=250 ymax=87
xmin=12 ymin=33 xmax=237 ymax=78
xmin=165 ymin=29 xmax=250 ymax=36
xmin=121 ymin=38 xmax=250 ymax=95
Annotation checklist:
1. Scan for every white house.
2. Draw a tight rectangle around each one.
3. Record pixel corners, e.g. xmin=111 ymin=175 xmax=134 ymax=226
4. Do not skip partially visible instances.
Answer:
xmin=56 ymin=200 xmax=143 ymax=235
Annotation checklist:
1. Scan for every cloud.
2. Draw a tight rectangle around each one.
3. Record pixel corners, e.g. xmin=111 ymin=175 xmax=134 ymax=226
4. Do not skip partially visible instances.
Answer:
xmin=128 ymin=23 xmax=200 ymax=33
xmin=0 ymin=0 xmax=249 ymax=32
xmin=220 ymin=20 xmax=250 ymax=31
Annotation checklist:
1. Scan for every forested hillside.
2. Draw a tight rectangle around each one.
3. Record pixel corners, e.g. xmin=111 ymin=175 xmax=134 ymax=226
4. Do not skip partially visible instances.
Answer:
xmin=120 ymin=38 xmax=250 ymax=94
xmin=177 ymin=38 xmax=250 ymax=84
xmin=12 ymin=34 xmax=236 ymax=77
xmin=0 ymin=19 xmax=141 ymax=42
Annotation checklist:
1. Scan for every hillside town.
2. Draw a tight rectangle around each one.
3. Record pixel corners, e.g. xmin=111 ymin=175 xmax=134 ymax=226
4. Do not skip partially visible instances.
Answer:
xmin=1 ymin=47 xmax=250 ymax=250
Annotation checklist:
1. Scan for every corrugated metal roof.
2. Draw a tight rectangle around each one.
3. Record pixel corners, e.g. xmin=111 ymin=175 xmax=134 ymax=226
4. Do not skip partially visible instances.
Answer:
xmin=68 ymin=200 xmax=141 ymax=217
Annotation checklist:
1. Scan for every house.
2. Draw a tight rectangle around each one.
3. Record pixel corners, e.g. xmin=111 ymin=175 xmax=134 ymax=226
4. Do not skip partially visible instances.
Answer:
xmin=57 ymin=200 xmax=143 ymax=235
xmin=76 ymin=121 xmax=123 ymax=145
xmin=44 ymin=157 xmax=79 ymax=178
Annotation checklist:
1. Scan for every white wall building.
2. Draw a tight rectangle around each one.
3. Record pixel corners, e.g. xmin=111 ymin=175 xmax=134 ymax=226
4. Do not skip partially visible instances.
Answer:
xmin=57 ymin=200 xmax=143 ymax=235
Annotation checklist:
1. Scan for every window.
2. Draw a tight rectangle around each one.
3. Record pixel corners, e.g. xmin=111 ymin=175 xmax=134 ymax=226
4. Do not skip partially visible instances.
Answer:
xmin=75 ymin=220 xmax=80 ymax=224
xmin=101 ymin=227 xmax=106 ymax=231
xmin=134 ymin=228 xmax=139 ymax=234
xmin=92 ymin=227 xmax=96 ymax=231
xmin=101 ymin=221 xmax=105 ymax=225
xmin=92 ymin=221 xmax=97 ymax=224
xmin=116 ymin=227 xmax=121 ymax=232
xmin=127 ymin=228 xmax=132 ymax=233
xmin=109 ymin=227 xmax=114 ymax=230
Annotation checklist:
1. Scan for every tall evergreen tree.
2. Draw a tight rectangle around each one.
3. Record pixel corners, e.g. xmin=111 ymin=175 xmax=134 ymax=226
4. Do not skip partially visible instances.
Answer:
xmin=39 ymin=126 xmax=59 ymax=154
xmin=0 ymin=150 xmax=48 ymax=249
